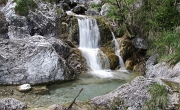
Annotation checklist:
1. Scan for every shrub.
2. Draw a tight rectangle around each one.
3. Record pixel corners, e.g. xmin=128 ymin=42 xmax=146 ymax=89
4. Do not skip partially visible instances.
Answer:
xmin=146 ymin=84 xmax=168 ymax=110
xmin=152 ymin=30 xmax=180 ymax=64
xmin=14 ymin=0 xmax=38 ymax=16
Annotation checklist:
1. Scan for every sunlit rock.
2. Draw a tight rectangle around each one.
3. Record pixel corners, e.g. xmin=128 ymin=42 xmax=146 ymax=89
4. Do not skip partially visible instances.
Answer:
xmin=16 ymin=84 xmax=31 ymax=92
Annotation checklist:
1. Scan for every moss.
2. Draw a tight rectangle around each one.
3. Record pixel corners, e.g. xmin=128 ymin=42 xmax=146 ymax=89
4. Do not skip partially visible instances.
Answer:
xmin=14 ymin=0 xmax=38 ymax=16
xmin=108 ymin=54 xmax=119 ymax=70
xmin=146 ymin=84 xmax=168 ymax=110
xmin=95 ymin=16 xmax=112 ymax=46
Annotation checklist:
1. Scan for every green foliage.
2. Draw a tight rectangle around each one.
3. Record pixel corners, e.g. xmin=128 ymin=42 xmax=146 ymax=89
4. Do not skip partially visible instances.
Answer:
xmin=152 ymin=30 xmax=180 ymax=64
xmin=102 ymin=0 xmax=136 ymax=22
xmin=14 ymin=0 xmax=37 ymax=16
xmin=56 ymin=8 xmax=64 ymax=15
xmin=146 ymin=84 xmax=168 ymax=110
xmin=90 ymin=3 xmax=102 ymax=11
xmin=134 ymin=0 xmax=179 ymax=35
xmin=152 ymin=0 xmax=179 ymax=30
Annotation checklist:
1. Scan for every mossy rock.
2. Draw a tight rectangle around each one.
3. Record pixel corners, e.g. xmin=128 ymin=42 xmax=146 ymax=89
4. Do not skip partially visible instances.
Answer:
xmin=96 ymin=17 xmax=113 ymax=46
xmin=125 ymin=59 xmax=134 ymax=70
xmin=119 ymin=37 xmax=136 ymax=61
xmin=100 ymin=47 xmax=114 ymax=56
xmin=108 ymin=54 xmax=119 ymax=70
xmin=14 ymin=0 xmax=38 ymax=16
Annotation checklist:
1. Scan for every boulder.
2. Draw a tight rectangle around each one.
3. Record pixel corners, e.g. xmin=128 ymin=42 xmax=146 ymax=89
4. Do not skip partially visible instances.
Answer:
xmin=118 ymin=37 xmax=135 ymax=61
xmin=72 ymin=5 xmax=87 ymax=14
xmin=108 ymin=54 xmax=119 ymax=70
xmin=0 ymin=98 xmax=27 ymax=109
xmin=132 ymin=37 xmax=148 ymax=50
xmin=145 ymin=55 xmax=180 ymax=78
xmin=16 ymin=84 xmax=31 ymax=92
xmin=96 ymin=17 xmax=113 ymax=45
xmin=0 ymin=36 xmax=85 ymax=85
xmin=125 ymin=59 xmax=134 ymax=70
xmin=133 ymin=62 xmax=146 ymax=75
xmin=60 ymin=3 xmax=71 ymax=11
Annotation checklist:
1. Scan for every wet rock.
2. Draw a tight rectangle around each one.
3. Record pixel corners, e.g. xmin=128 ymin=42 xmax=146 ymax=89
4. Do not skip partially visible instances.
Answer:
xmin=17 ymin=84 xmax=31 ymax=92
xmin=31 ymin=85 xmax=49 ymax=94
xmin=67 ymin=48 xmax=88 ymax=74
xmin=96 ymin=17 xmax=112 ymax=45
xmin=108 ymin=54 xmax=119 ymax=70
xmin=0 ymin=98 xmax=27 ymax=109
xmin=72 ymin=5 xmax=87 ymax=14
xmin=119 ymin=37 xmax=135 ymax=61
xmin=125 ymin=59 xmax=134 ymax=70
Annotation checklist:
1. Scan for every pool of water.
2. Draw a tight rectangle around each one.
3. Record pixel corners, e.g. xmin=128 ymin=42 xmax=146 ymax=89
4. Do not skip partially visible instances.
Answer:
xmin=0 ymin=70 xmax=137 ymax=108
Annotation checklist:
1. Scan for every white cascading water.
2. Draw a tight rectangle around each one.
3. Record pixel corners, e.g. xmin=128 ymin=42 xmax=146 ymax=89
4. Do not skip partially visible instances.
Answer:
xmin=78 ymin=17 xmax=113 ymax=78
xmin=111 ymin=32 xmax=125 ymax=69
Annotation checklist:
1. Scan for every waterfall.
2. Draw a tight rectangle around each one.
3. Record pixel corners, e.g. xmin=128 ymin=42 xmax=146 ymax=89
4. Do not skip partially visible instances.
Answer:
xmin=111 ymin=32 xmax=125 ymax=69
xmin=78 ymin=17 xmax=113 ymax=78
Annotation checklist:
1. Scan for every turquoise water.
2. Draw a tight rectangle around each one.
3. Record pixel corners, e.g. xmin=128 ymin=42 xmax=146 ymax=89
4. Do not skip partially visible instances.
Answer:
xmin=0 ymin=71 xmax=137 ymax=108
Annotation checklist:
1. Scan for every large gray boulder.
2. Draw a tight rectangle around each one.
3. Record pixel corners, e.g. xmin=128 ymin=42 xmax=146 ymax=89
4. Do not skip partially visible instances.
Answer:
xmin=90 ymin=76 xmax=175 ymax=110
xmin=0 ymin=35 xmax=86 ymax=85
xmin=146 ymin=55 xmax=180 ymax=78
xmin=0 ymin=98 xmax=27 ymax=109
